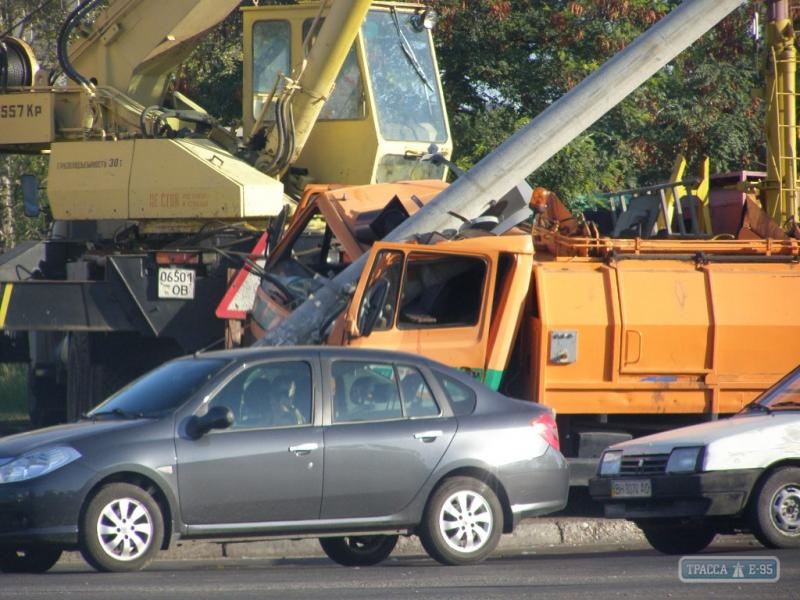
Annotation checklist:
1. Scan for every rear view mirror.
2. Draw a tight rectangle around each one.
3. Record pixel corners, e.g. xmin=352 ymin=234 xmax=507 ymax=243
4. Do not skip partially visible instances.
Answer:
xmin=21 ymin=174 xmax=40 ymax=217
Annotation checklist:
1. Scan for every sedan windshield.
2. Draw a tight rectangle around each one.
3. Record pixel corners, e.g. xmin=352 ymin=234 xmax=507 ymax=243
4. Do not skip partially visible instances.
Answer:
xmin=87 ymin=358 xmax=229 ymax=419
xmin=743 ymin=365 xmax=800 ymax=413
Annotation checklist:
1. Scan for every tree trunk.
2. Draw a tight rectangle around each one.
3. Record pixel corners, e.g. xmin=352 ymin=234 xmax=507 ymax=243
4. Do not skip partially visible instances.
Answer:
xmin=0 ymin=164 xmax=14 ymax=249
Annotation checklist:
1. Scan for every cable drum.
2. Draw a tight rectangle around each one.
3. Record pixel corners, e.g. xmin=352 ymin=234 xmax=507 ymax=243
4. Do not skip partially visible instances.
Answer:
xmin=0 ymin=37 xmax=38 ymax=88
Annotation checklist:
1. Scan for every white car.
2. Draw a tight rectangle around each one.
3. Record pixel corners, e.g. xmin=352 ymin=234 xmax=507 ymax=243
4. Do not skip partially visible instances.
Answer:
xmin=589 ymin=364 xmax=800 ymax=555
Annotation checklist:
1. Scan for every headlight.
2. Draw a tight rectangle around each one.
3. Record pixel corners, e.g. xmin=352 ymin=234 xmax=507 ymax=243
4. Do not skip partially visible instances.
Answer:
xmin=0 ymin=446 xmax=81 ymax=483
xmin=598 ymin=450 xmax=623 ymax=476
xmin=666 ymin=447 xmax=703 ymax=474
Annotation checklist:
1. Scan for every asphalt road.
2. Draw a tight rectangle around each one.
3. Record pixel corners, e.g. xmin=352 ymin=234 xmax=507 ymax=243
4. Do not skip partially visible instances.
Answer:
xmin=3 ymin=538 xmax=796 ymax=600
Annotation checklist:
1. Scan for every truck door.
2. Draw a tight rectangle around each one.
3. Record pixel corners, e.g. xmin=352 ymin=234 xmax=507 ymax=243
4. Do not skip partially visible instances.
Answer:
xmin=343 ymin=242 xmax=529 ymax=387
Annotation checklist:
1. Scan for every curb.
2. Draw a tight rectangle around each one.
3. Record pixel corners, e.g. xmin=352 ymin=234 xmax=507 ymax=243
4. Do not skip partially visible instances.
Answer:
xmin=155 ymin=518 xmax=646 ymax=561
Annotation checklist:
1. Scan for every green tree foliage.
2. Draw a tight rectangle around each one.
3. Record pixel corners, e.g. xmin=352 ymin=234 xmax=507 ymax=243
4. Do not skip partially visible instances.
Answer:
xmin=0 ymin=0 xmax=778 ymax=244
xmin=175 ymin=6 xmax=245 ymax=129
xmin=429 ymin=0 xmax=765 ymax=205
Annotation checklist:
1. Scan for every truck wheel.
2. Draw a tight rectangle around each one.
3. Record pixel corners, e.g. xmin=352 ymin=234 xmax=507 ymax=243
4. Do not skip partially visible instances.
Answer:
xmin=66 ymin=333 xmax=103 ymax=421
xmin=0 ymin=545 xmax=62 ymax=573
xmin=749 ymin=467 xmax=800 ymax=548
xmin=319 ymin=535 xmax=398 ymax=566
xmin=637 ymin=521 xmax=716 ymax=554
xmin=79 ymin=483 xmax=164 ymax=572
xmin=27 ymin=369 xmax=66 ymax=428
xmin=419 ymin=476 xmax=503 ymax=566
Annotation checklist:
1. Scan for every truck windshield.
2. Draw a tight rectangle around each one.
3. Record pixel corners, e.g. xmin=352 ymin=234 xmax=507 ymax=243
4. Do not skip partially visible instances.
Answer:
xmin=87 ymin=358 xmax=229 ymax=419
xmin=362 ymin=9 xmax=447 ymax=143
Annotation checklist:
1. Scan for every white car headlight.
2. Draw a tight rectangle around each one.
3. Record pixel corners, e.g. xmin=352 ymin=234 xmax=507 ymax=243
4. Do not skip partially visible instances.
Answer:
xmin=666 ymin=446 xmax=702 ymax=474
xmin=0 ymin=446 xmax=82 ymax=483
xmin=598 ymin=449 xmax=623 ymax=476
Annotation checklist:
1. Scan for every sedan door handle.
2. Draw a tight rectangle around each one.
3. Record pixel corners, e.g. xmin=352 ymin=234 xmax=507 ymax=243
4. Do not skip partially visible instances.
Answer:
xmin=288 ymin=442 xmax=319 ymax=456
xmin=413 ymin=430 xmax=443 ymax=443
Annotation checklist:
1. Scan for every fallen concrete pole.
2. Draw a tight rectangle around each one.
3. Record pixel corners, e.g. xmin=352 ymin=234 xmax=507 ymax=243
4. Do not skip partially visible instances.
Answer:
xmin=258 ymin=0 xmax=746 ymax=346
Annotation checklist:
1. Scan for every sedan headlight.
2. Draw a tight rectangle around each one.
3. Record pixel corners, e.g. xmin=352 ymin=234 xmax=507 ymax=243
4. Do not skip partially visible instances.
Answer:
xmin=598 ymin=449 xmax=623 ymax=476
xmin=0 ymin=446 xmax=81 ymax=483
xmin=666 ymin=446 xmax=703 ymax=474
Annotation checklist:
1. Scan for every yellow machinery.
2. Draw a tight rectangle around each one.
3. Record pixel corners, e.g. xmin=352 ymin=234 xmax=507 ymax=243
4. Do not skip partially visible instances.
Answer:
xmin=0 ymin=0 xmax=452 ymax=424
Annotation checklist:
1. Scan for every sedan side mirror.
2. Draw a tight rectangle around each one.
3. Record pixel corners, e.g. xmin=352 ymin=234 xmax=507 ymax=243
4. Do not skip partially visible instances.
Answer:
xmin=186 ymin=405 xmax=234 ymax=439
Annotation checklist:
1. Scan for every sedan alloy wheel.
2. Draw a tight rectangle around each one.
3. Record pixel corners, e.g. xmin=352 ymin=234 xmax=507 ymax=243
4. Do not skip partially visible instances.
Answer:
xmin=80 ymin=483 xmax=164 ymax=572
xmin=420 ymin=476 xmax=502 ymax=565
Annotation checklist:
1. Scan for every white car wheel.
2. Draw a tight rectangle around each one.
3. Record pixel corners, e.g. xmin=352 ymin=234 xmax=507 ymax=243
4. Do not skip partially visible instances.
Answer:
xmin=420 ymin=476 xmax=503 ymax=565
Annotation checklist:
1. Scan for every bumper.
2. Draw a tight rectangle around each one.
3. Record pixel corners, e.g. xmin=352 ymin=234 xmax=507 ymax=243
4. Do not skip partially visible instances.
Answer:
xmin=0 ymin=464 xmax=93 ymax=547
xmin=501 ymin=446 xmax=570 ymax=527
xmin=588 ymin=469 xmax=762 ymax=519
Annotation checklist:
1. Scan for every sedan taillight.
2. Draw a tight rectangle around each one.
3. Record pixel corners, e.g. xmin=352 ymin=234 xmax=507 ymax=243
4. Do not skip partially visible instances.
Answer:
xmin=531 ymin=412 xmax=560 ymax=452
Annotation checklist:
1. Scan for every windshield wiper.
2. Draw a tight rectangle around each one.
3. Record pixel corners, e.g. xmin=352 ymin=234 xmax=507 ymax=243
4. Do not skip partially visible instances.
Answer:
xmin=768 ymin=400 xmax=800 ymax=410
xmin=86 ymin=408 xmax=145 ymax=420
xmin=390 ymin=7 xmax=434 ymax=92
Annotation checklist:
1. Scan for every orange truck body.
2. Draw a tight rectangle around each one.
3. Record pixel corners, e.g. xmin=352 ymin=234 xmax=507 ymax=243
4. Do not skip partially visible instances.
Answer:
xmin=332 ymin=216 xmax=800 ymax=483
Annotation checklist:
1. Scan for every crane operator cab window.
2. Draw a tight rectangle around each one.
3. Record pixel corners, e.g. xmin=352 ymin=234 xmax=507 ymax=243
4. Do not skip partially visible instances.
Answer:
xmin=362 ymin=10 xmax=447 ymax=144
xmin=251 ymin=19 xmax=365 ymax=123
xmin=252 ymin=21 xmax=291 ymax=120
xmin=301 ymin=19 xmax=365 ymax=121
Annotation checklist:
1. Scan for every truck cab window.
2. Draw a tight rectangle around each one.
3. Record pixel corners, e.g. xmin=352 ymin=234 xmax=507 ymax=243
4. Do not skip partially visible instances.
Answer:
xmin=398 ymin=253 xmax=486 ymax=328
xmin=357 ymin=250 xmax=403 ymax=334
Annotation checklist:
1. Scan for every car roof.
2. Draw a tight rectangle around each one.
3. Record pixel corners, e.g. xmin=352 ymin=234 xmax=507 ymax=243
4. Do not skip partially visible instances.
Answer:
xmin=194 ymin=345 xmax=445 ymax=371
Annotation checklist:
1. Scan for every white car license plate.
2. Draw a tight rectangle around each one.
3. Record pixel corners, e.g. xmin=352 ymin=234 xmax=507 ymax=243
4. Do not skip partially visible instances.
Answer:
xmin=158 ymin=267 xmax=195 ymax=299
xmin=611 ymin=479 xmax=651 ymax=498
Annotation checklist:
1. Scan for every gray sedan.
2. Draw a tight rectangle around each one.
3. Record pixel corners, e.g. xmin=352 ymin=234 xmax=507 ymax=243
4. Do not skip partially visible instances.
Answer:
xmin=0 ymin=346 xmax=568 ymax=573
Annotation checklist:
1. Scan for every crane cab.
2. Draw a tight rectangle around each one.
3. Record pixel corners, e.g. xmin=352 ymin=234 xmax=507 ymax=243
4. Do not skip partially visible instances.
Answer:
xmin=242 ymin=2 xmax=452 ymax=185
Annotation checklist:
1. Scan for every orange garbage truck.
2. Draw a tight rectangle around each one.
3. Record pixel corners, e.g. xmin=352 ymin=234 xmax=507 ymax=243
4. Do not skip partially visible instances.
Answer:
xmin=328 ymin=181 xmax=800 ymax=484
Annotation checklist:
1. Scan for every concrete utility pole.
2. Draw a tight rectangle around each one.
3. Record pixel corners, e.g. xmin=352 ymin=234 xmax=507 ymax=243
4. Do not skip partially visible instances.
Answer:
xmin=258 ymin=0 xmax=746 ymax=347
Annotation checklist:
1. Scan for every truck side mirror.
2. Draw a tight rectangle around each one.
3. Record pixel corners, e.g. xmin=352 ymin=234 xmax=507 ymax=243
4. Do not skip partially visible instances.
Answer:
xmin=21 ymin=174 xmax=40 ymax=217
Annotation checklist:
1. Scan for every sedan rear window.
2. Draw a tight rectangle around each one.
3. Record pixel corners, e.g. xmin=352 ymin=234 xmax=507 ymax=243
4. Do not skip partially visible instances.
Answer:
xmin=434 ymin=371 xmax=477 ymax=416
xmin=88 ymin=358 xmax=229 ymax=418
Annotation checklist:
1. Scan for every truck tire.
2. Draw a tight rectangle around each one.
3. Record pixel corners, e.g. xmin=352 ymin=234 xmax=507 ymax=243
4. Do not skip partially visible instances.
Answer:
xmin=79 ymin=483 xmax=164 ymax=572
xmin=419 ymin=476 xmax=503 ymax=566
xmin=27 ymin=369 xmax=66 ymax=428
xmin=749 ymin=467 xmax=800 ymax=548
xmin=65 ymin=333 xmax=104 ymax=421
xmin=319 ymin=535 xmax=398 ymax=566
xmin=65 ymin=333 xmax=183 ymax=421
xmin=637 ymin=520 xmax=716 ymax=554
